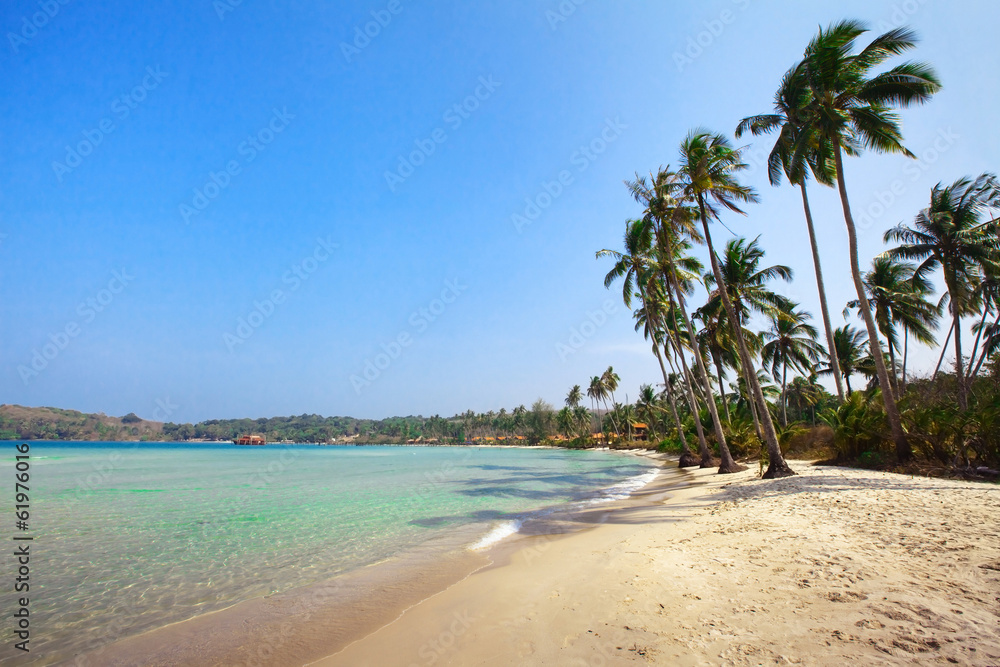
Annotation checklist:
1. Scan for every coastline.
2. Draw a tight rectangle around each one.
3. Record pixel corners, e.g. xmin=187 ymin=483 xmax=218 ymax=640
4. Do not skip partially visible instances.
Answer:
xmin=72 ymin=449 xmax=664 ymax=666
xmin=75 ymin=456 xmax=1000 ymax=666
xmin=316 ymin=461 xmax=1000 ymax=667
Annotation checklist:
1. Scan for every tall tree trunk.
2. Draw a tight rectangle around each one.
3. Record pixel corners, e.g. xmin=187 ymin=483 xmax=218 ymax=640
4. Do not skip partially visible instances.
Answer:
xmin=714 ymin=355 xmax=731 ymax=422
xmin=697 ymin=196 xmax=780 ymax=476
xmin=966 ymin=306 xmax=990 ymax=384
xmin=667 ymin=262 xmax=731 ymax=470
xmin=742 ymin=363 xmax=764 ymax=440
xmin=800 ymin=183 xmax=845 ymax=402
xmin=971 ymin=313 xmax=1000 ymax=380
xmin=886 ymin=342 xmax=900 ymax=401
xmin=902 ymin=328 xmax=909 ymax=391
xmin=664 ymin=296 xmax=714 ymax=465
xmin=832 ymin=140 xmax=911 ymax=462
xmin=643 ymin=299 xmax=693 ymax=458
xmin=845 ymin=373 xmax=853 ymax=396
xmin=933 ymin=321 xmax=955 ymax=380
xmin=953 ymin=307 xmax=967 ymax=411
xmin=781 ymin=361 xmax=788 ymax=427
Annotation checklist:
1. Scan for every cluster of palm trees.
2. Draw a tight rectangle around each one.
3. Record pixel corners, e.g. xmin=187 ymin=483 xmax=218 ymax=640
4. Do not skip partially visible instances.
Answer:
xmin=596 ymin=20 xmax=1000 ymax=477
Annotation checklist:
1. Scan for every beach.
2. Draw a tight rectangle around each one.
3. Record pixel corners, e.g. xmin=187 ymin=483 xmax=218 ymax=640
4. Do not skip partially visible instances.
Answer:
xmin=314 ymin=458 xmax=1000 ymax=667
xmin=76 ymin=454 xmax=1000 ymax=666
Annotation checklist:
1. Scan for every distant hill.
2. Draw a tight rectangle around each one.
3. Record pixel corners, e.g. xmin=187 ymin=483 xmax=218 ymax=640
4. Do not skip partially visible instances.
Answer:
xmin=0 ymin=405 xmax=166 ymax=441
xmin=0 ymin=405 xmax=466 ymax=444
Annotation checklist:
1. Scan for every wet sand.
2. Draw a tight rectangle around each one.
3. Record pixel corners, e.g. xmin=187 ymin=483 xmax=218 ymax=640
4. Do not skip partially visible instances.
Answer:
xmin=316 ymin=461 xmax=1000 ymax=666
xmin=75 ymin=457 xmax=1000 ymax=666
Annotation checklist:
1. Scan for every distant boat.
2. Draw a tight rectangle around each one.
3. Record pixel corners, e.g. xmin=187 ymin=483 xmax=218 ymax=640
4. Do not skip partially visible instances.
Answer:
xmin=233 ymin=435 xmax=266 ymax=445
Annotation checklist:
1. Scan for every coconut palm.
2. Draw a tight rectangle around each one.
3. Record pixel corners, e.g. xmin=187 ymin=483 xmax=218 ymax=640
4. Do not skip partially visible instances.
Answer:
xmin=566 ymin=385 xmax=583 ymax=409
xmin=845 ymin=255 xmax=940 ymax=399
xmin=820 ymin=325 xmax=869 ymax=395
xmin=884 ymin=174 xmax=1000 ymax=409
xmin=626 ymin=169 xmax=722 ymax=467
xmin=586 ymin=376 xmax=605 ymax=435
xmin=597 ymin=223 xmax=699 ymax=462
xmin=793 ymin=19 xmax=941 ymax=460
xmin=761 ymin=304 xmax=826 ymax=426
xmin=602 ymin=366 xmax=622 ymax=437
xmin=736 ymin=60 xmax=847 ymax=401
xmin=678 ymin=130 xmax=787 ymax=476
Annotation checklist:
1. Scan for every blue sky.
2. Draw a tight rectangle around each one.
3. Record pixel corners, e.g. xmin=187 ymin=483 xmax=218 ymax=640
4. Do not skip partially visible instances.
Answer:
xmin=2 ymin=0 xmax=998 ymax=422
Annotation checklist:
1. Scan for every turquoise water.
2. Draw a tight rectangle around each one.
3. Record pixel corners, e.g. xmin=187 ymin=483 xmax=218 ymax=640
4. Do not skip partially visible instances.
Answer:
xmin=0 ymin=443 xmax=655 ymax=663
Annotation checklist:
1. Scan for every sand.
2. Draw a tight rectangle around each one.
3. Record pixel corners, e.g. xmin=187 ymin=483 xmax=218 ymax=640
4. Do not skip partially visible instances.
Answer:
xmin=315 ymin=459 xmax=1000 ymax=666
xmin=79 ymin=456 xmax=1000 ymax=666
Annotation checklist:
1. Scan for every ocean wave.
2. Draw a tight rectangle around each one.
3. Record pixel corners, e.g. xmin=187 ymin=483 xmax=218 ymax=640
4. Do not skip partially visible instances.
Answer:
xmin=469 ymin=519 xmax=524 ymax=550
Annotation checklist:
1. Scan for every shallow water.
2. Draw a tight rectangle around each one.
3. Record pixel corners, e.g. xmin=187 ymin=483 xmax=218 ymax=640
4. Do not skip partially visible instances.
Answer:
xmin=0 ymin=442 xmax=655 ymax=664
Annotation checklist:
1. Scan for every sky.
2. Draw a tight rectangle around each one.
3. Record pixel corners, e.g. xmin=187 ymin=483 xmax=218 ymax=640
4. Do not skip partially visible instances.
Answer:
xmin=1 ymin=0 xmax=998 ymax=423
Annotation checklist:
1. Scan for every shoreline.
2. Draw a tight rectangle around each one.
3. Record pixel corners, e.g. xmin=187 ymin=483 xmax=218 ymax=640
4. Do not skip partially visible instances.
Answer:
xmin=72 ymin=449 xmax=664 ymax=666
xmin=316 ymin=462 xmax=1000 ymax=666
xmin=74 ymin=456 xmax=1000 ymax=666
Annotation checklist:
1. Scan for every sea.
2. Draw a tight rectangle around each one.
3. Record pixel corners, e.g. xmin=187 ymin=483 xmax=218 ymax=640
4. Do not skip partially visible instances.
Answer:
xmin=0 ymin=442 xmax=657 ymax=664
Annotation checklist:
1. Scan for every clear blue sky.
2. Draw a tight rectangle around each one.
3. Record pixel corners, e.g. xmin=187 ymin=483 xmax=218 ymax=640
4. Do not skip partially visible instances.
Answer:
xmin=2 ymin=0 xmax=997 ymax=422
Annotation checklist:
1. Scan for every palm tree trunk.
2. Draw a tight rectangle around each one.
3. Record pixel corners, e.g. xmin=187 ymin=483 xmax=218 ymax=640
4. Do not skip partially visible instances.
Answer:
xmin=933 ymin=321 xmax=955 ymax=380
xmin=953 ymin=307 xmax=967 ymax=411
xmin=641 ymin=293 xmax=694 ymax=459
xmin=664 ymin=303 xmax=713 ymax=464
xmin=800 ymin=183 xmax=845 ymax=402
xmin=781 ymin=361 xmax=788 ymax=427
xmin=697 ymin=196 xmax=777 ymax=476
xmin=666 ymin=262 xmax=728 ymax=469
xmin=652 ymin=341 xmax=694 ymax=462
xmin=714 ymin=355 xmax=731 ymax=422
xmin=741 ymin=363 xmax=763 ymax=440
xmin=832 ymin=140 xmax=911 ymax=462
xmin=971 ymin=313 xmax=1000 ymax=380
xmin=902 ymin=328 xmax=909 ymax=391
xmin=845 ymin=373 xmax=853 ymax=396
xmin=887 ymin=343 xmax=900 ymax=401
xmin=966 ymin=306 xmax=990 ymax=384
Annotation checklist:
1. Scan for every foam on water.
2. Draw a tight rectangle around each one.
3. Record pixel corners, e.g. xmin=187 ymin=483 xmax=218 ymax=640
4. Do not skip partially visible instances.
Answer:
xmin=0 ymin=442 xmax=657 ymax=664
xmin=470 ymin=519 xmax=524 ymax=550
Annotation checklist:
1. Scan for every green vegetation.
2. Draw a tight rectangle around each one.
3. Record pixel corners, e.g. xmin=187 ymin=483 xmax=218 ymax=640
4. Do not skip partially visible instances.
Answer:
xmin=591 ymin=19 xmax=1000 ymax=479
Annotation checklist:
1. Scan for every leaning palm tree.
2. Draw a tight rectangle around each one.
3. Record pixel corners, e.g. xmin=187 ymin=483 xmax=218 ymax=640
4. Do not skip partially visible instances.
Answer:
xmin=794 ymin=19 xmax=941 ymax=460
xmin=598 ymin=220 xmax=698 ymax=464
xmin=761 ymin=304 xmax=825 ymax=426
xmin=845 ymin=255 xmax=940 ymax=399
xmin=885 ymin=174 xmax=1000 ymax=410
xmin=627 ymin=169 xmax=722 ymax=467
xmin=678 ymin=130 xmax=788 ymax=476
xmin=736 ymin=60 xmax=847 ymax=401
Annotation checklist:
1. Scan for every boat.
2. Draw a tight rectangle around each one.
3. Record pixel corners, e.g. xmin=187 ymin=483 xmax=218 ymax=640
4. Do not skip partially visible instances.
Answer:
xmin=233 ymin=435 xmax=266 ymax=445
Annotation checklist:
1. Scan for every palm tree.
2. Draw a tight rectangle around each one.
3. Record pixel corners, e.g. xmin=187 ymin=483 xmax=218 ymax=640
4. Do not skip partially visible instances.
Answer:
xmin=678 ymin=130 xmax=785 ymax=476
xmin=632 ymin=298 xmax=699 ymax=464
xmin=845 ymin=255 xmax=940 ymax=399
xmin=820 ymin=325 xmax=869 ymax=395
xmin=885 ymin=174 xmax=1000 ymax=409
xmin=761 ymin=304 xmax=825 ymax=426
xmin=736 ymin=60 xmax=847 ymax=401
xmin=626 ymin=170 xmax=720 ymax=467
xmin=636 ymin=384 xmax=660 ymax=441
xmin=785 ymin=374 xmax=826 ymax=425
xmin=794 ymin=19 xmax=941 ymax=460
xmin=566 ymin=385 xmax=583 ymax=409
xmin=602 ymin=366 xmax=622 ymax=437
xmin=586 ymin=376 xmax=603 ymax=435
